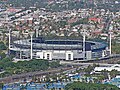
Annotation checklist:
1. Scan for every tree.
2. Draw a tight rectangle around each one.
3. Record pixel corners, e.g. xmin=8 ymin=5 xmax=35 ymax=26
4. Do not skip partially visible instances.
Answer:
xmin=65 ymin=82 xmax=120 ymax=90
xmin=0 ymin=59 xmax=61 ymax=78
xmin=101 ymin=69 xmax=109 ymax=80
xmin=0 ymin=83 xmax=4 ymax=89
xmin=0 ymin=52 xmax=6 ymax=59
xmin=85 ymin=65 xmax=94 ymax=74
xmin=49 ymin=61 xmax=61 ymax=68
xmin=0 ymin=41 xmax=7 ymax=50
xmin=109 ymin=70 xmax=119 ymax=78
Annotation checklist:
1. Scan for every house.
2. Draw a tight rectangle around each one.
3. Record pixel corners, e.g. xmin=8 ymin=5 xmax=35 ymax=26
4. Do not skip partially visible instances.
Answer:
xmin=89 ymin=17 xmax=101 ymax=23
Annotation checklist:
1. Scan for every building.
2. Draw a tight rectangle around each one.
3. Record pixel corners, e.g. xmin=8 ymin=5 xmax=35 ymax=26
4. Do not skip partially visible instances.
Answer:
xmin=10 ymin=37 xmax=108 ymax=61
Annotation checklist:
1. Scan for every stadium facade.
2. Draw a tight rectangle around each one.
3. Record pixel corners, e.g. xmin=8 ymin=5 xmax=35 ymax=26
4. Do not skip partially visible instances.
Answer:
xmin=10 ymin=37 xmax=108 ymax=61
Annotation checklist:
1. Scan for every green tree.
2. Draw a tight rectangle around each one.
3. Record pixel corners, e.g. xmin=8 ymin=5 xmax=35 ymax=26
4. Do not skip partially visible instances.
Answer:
xmin=0 ymin=59 xmax=61 ymax=78
xmin=0 ymin=41 xmax=7 ymax=50
xmin=65 ymin=82 xmax=120 ymax=90
xmin=0 ymin=52 xmax=6 ymax=59
xmin=109 ymin=70 xmax=119 ymax=78
xmin=0 ymin=83 xmax=4 ymax=90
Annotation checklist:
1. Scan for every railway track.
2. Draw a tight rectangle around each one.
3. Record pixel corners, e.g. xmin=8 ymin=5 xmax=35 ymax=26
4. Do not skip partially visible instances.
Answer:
xmin=0 ymin=67 xmax=73 ymax=83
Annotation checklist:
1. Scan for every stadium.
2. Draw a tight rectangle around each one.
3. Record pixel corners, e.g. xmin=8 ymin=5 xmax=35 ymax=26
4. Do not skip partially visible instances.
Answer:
xmin=10 ymin=37 xmax=108 ymax=61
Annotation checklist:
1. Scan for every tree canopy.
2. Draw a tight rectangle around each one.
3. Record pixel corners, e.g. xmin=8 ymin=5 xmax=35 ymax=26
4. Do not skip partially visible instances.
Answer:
xmin=0 ymin=41 xmax=7 ymax=50
xmin=0 ymin=58 xmax=61 ymax=78
xmin=65 ymin=82 xmax=120 ymax=90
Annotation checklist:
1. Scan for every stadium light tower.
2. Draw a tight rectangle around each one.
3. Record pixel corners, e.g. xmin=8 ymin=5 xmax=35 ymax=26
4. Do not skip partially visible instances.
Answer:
xmin=8 ymin=27 xmax=11 ymax=50
xmin=29 ymin=32 xmax=34 ymax=59
xmin=109 ymin=24 xmax=113 ymax=56
xmin=5 ymin=13 xmax=11 ymax=55
xmin=109 ymin=32 xmax=112 ymax=55
xmin=34 ymin=21 xmax=39 ymax=37
xmin=83 ymin=29 xmax=86 ymax=60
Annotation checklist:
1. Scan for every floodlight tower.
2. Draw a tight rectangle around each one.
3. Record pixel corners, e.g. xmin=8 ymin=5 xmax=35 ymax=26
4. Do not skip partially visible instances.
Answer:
xmin=109 ymin=24 xmax=113 ymax=56
xmin=8 ymin=27 xmax=11 ymax=50
xmin=34 ymin=21 xmax=39 ymax=38
xmin=29 ymin=32 xmax=34 ymax=59
xmin=34 ymin=9 xmax=40 ymax=38
xmin=83 ymin=29 xmax=86 ymax=60
xmin=5 ymin=13 xmax=11 ymax=55
xmin=109 ymin=31 xmax=112 ymax=55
